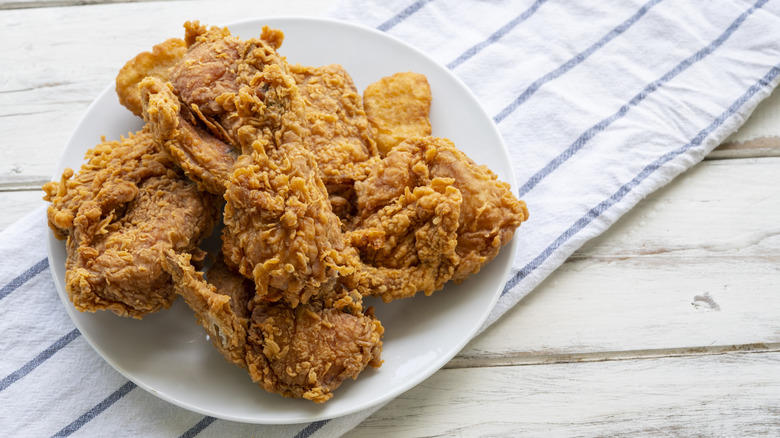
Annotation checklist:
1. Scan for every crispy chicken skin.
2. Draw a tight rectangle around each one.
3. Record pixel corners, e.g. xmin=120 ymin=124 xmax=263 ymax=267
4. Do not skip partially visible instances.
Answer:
xmin=344 ymin=178 xmax=462 ymax=300
xmin=363 ymin=72 xmax=432 ymax=156
xmin=116 ymin=38 xmax=187 ymax=117
xmin=162 ymin=250 xmax=383 ymax=403
xmin=43 ymin=127 xmax=220 ymax=318
xmin=345 ymin=136 xmax=528 ymax=301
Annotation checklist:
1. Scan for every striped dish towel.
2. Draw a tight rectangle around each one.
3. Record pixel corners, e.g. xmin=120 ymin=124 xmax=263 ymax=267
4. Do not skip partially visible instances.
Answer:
xmin=3 ymin=0 xmax=780 ymax=436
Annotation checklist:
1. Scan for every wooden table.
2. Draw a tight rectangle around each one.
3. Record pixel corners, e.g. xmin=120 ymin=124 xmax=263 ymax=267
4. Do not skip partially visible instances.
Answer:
xmin=3 ymin=1 xmax=779 ymax=436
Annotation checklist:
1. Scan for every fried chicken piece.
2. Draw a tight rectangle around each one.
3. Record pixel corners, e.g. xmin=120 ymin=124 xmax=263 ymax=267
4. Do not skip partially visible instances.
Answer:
xmin=344 ymin=178 xmax=462 ymax=301
xmin=140 ymin=77 xmax=238 ymax=195
xmin=43 ymin=127 xmax=220 ymax=318
xmin=169 ymin=21 xmax=288 ymax=148
xmin=247 ymin=293 xmax=383 ymax=403
xmin=162 ymin=250 xmax=383 ymax=403
xmin=221 ymin=143 xmax=349 ymax=307
xmin=137 ymin=21 xmax=294 ymax=196
xmin=346 ymin=136 xmax=528 ymax=301
xmin=289 ymin=63 xmax=379 ymax=217
xmin=161 ymin=252 xmax=250 ymax=366
xmin=176 ymin=28 xmax=356 ymax=307
xmin=363 ymin=72 xmax=432 ymax=156
xmin=116 ymin=38 xmax=187 ymax=117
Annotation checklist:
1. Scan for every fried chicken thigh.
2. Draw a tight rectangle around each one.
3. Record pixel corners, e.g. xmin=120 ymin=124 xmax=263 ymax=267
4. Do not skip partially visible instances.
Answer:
xmin=43 ymin=127 xmax=220 ymax=318
xmin=345 ymin=136 xmax=528 ymax=301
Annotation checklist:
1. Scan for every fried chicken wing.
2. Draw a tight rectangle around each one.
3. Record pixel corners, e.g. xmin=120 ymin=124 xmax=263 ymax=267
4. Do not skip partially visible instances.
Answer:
xmin=346 ymin=136 xmax=528 ymax=301
xmin=116 ymin=38 xmax=187 ymax=117
xmin=162 ymin=250 xmax=383 ymax=403
xmin=363 ymin=72 xmax=432 ymax=156
xmin=43 ymin=127 xmax=220 ymax=318
xmin=140 ymin=77 xmax=238 ymax=195
xmin=161 ymin=251 xmax=250 ymax=366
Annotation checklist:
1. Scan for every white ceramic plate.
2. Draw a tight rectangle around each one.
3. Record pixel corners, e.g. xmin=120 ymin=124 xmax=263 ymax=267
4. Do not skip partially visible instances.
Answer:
xmin=47 ymin=17 xmax=518 ymax=424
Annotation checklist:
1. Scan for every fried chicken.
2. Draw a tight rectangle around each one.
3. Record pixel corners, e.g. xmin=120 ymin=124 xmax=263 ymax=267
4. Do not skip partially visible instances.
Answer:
xmin=116 ymin=38 xmax=187 ymax=117
xmin=44 ymin=18 xmax=530 ymax=404
xmin=140 ymin=77 xmax=238 ymax=195
xmin=290 ymin=63 xmax=379 ymax=218
xmin=162 ymin=250 xmax=383 ymax=403
xmin=43 ymin=127 xmax=220 ymax=318
xmin=345 ymin=136 xmax=528 ymax=301
xmin=363 ymin=72 xmax=432 ymax=156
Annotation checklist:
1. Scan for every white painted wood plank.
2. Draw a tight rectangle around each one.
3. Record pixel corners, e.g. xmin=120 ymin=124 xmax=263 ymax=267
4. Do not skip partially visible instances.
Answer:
xmin=456 ymin=157 xmax=780 ymax=361
xmin=0 ymin=190 xmax=45 ymax=232
xmin=346 ymin=352 xmax=780 ymax=437
xmin=0 ymin=0 xmax=332 ymax=187
xmin=577 ymin=156 xmax=780 ymax=257
xmin=0 ymin=0 xmax=175 ymax=10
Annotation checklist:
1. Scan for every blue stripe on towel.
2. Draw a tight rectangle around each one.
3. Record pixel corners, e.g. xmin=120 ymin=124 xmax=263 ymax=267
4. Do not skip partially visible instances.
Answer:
xmin=0 ymin=257 xmax=49 ymax=303
xmin=514 ymin=0 xmax=768 ymax=198
xmin=492 ymin=0 xmax=665 ymax=124
xmin=179 ymin=416 xmax=217 ymax=438
xmin=295 ymin=420 xmax=330 ymax=438
xmin=0 ymin=328 xmax=80 ymax=392
xmin=447 ymin=0 xmax=549 ymax=70
xmin=377 ymin=0 xmax=435 ymax=32
xmin=52 ymin=381 xmax=137 ymax=437
xmin=502 ymin=62 xmax=780 ymax=296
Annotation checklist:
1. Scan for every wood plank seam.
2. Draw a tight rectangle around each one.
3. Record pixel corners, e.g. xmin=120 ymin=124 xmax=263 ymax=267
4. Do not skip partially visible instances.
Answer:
xmin=446 ymin=342 xmax=780 ymax=369
xmin=0 ymin=0 xmax=180 ymax=11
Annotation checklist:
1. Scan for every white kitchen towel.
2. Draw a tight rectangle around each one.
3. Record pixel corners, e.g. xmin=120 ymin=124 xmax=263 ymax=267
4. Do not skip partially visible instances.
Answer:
xmin=3 ymin=0 xmax=780 ymax=437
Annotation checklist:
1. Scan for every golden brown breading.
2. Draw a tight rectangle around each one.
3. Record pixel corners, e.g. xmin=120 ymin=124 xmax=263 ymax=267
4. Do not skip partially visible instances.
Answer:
xmin=162 ymin=250 xmax=383 ymax=403
xmin=115 ymin=38 xmax=187 ymax=117
xmin=221 ymin=145 xmax=348 ymax=307
xmin=344 ymin=178 xmax=462 ymax=301
xmin=43 ymin=127 xmax=220 ymax=318
xmin=418 ymin=138 xmax=529 ymax=281
xmin=363 ymin=72 xmax=432 ymax=156
xmin=170 ymin=21 xmax=289 ymax=149
xmin=345 ymin=136 xmax=528 ymax=301
xmin=290 ymin=64 xmax=378 ymax=181
xmin=247 ymin=296 xmax=383 ymax=403
xmin=140 ymin=77 xmax=238 ymax=195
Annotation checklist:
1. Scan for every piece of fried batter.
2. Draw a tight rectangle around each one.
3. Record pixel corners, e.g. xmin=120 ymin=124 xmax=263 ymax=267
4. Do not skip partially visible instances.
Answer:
xmin=43 ymin=127 xmax=220 ymax=318
xmin=363 ymin=72 xmax=432 ymax=156
xmin=162 ymin=250 xmax=383 ymax=403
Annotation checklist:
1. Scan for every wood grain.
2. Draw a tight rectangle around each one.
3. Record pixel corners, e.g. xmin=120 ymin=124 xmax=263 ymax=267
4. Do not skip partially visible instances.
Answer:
xmin=346 ymin=352 xmax=780 ymax=437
